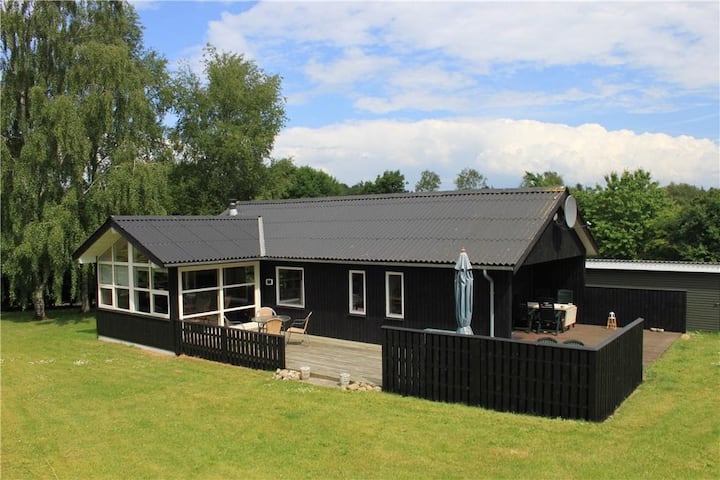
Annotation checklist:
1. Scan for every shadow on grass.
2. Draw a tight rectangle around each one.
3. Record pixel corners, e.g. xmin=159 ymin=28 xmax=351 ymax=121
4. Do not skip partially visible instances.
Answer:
xmin=1 ymin=307 xmax=96 ymax=326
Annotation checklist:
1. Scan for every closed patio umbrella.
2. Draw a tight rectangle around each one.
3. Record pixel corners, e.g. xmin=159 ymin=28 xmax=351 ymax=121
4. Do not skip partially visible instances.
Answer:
xmin=455 ymin=248 xmax=474 ymax=335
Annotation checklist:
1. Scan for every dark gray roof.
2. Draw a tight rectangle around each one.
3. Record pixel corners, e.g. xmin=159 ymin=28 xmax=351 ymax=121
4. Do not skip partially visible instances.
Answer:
xmin=75 ymin=188 xmax=597 ymax=269
xmin=74 ymin=216 xmax=261 ymax=266
xmin=232 ymin=188 xmax=590 ymax=267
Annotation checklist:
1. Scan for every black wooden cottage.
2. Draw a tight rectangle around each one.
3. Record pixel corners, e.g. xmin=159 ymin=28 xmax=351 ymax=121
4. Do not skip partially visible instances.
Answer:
xmin=73 ymin=187 xmax=598 ymax=351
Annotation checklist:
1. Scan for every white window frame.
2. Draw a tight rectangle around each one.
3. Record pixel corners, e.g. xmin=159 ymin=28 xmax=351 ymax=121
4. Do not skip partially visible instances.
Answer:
xmin=97 ymin=239 xmax=169 ymax=318
xmin=349 ymin=270 xmax=366 ymax=315
xmin=221 ymin=264 xmax=259 ymax=324
xmin=276 ymin=266 xmax=305 ymax=308
xmin=179 ymin=266 xmax=220 ymax=322
xmin=178 ymin=262 xmax=259 ymax=324
xmin=385 ymin=271 xmax=404 ymax=319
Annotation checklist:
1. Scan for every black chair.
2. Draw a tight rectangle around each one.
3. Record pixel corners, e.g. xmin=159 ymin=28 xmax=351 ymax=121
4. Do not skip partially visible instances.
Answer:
xmin=535 ymin=300 xmax=562 ymax=335
xmin=513 ymin=301 xmax=533 ymax=333
xmin=557 ymin=289 xmax=574 ymax=304
xmin=537 ymin=337 xmax=558 ymax=344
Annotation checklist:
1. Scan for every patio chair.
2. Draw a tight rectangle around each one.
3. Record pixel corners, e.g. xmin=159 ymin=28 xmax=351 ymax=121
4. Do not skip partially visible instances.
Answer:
xmin=286 ymin=312 xmax=312 ymax=344
xmin=258 ymin=306 xmax=276 ymax=318
xmin=224 ymin=314 xmax=241 ymax=327
xmin=512 ymin=301 xmax=533 ymax=333
xmin=535 ymin=300 xmax=562 ymax=335
xmin=537 ymin=337 xmax=558 ymax=344
xmin=557 ymin=289 xmax=574 ymax=304
xmin=264 ymin=318 xmax=283 ymax=335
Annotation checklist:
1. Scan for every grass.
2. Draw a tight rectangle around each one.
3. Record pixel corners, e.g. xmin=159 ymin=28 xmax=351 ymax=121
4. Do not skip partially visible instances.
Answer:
xmin=2 ymin=310 xmax=718 ymax=479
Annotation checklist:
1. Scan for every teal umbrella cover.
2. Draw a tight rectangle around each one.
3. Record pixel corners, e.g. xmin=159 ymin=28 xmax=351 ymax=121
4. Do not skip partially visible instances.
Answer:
xmin=454 ymin=248 xmax=474 ymax=335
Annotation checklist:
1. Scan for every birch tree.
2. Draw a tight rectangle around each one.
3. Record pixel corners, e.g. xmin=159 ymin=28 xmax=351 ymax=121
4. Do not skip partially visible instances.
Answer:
xmin=1 ymin=0 xmax=171 ymax=317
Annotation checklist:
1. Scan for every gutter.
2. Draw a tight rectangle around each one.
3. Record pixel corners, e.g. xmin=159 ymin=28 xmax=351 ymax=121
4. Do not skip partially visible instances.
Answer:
xmin=483 ymin=269 xmax=495 ymax=337
xmin=258 ymin=216 xmax=266 ymax=257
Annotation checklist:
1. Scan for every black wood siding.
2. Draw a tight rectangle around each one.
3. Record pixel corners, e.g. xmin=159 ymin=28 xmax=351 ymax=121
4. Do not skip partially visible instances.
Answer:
xmin=96 ymin=310 xmax=174 ymax=351
xmin=524 ymin=222 xmax=586 ymax=266
xmin=261 ymin=261 xmax=513 ymax=344
xmin=587 ymin=268 xmax=718 ymax=332
xmin=583 ymin=286 xmax=686 ymax=332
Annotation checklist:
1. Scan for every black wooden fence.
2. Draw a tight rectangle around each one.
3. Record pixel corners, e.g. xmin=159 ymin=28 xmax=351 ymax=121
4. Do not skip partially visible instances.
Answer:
xmin=584 ymin=286 xmax=686 ymax=332
xmin=175 ymin=321 xmax=286 ymax=371
xmin=382 ymin=318 xmax=644 ymax=421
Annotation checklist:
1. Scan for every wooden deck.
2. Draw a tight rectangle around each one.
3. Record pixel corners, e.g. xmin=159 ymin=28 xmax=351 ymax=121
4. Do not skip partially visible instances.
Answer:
xmin=286 ymin=335 xmax=382 ymax=385
xmin=511 ymin=323 xmax=681 ymax=368
xmin=285 ymin=325 xmax=681 ymax=386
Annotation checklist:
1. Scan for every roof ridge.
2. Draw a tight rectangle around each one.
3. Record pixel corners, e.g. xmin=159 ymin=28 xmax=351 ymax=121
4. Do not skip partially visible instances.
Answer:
xmin=236 ymin=187 xmax=565 ymax=207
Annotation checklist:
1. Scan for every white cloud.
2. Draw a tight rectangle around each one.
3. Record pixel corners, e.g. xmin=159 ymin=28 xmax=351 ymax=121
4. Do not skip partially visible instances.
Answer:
xmin=209 ymin=2 xmax=718 ymax=89
xmin=165 ymin=1 xmax=718 ymax=189
xmin=193 ymin=1 xmax=719 ymax=124
xmin=304 ymin=47 xmax=398 ymax=86
xmin=273 ymin=118 xmax=720 ymax=189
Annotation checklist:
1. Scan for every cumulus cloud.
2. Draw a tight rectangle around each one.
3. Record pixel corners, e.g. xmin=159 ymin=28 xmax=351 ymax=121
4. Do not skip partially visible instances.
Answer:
xmin=273 ymin=119 xmax=720 ymax=189
xmin=170 ymin=1 xmax=718 ymax=190
xmin=208 ymin=2 xmax=719 ymax=90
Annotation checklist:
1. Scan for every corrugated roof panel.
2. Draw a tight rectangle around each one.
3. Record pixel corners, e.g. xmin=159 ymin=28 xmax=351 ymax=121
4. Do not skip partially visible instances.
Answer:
xmin=110 ymin=216 xmax=261 ymax=266
xmin=237 ymin=188 xmax=569 ymax=266
xmin=74 ymin=188 xmax=592 ymax=268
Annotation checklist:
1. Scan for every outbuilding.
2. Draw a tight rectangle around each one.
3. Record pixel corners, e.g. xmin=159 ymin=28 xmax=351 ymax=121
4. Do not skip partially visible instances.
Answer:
xmin=585 ymin=259 xmax=720 ymax=332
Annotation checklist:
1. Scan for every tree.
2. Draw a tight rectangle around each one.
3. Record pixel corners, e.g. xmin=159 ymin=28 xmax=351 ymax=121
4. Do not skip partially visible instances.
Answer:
xmin=415 ymin=170 xmax=441 ymax=192
xmin=576 ymin=169 xmax=673 ymax=259
xmin=288 ymin=165 xmax=345 ymax=198
xmin=664 ymin=188 xmax=720 ymax=262
xmin=664 ymin=183 xmax=704 ymax=209
xmin=257 ymin=158 xmax=296 ymax=200
xmin=1 ymin=0 xmax=171 ymax=317
xmin=349 ymin=170 xmax=407 ymax=195
xmin=373 ymin=170 xmax=407 ymax=193
xmin=170 ymin=46 xmax=286 ymax=214
xmin=521 ymin=171 xmax=564 ymax=187
xmin=454 ymin=168 xmax=488 ymax=190
xmin=258 ymin=161 xmax=345 ymax=199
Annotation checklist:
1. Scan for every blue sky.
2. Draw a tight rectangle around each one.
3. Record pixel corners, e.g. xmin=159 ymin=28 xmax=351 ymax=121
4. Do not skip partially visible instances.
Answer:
xmin=133 ymin=1 xmax=720 ymax=190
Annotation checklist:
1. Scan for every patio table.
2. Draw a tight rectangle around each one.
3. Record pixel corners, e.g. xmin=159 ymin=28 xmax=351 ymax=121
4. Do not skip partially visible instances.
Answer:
xmin=527 ymin=302 xmax=577 ymax=329
xmin=251 ymin=314 xmax=292 ymax=332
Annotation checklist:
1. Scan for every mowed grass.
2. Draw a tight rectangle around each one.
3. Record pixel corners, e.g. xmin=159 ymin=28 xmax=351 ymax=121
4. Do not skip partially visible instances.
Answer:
xmin=2 ymin=310 xmax=718 ymax=479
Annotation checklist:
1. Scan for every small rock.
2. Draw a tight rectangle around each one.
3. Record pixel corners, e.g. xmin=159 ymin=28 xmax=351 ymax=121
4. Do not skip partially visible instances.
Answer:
xmin=681 ymin=333 xmax=690 ymax=340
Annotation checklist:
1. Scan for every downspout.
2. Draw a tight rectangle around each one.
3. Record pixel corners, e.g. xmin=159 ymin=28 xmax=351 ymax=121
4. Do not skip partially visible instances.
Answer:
xmin=483 ymin=269 xmax=495 ymax=337
xmin=258 ymin=216 xmax=266 ymax=257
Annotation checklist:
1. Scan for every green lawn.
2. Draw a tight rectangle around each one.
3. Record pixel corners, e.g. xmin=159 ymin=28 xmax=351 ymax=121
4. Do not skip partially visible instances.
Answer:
xmin=2 ymin=310 xmax=718 ymax=479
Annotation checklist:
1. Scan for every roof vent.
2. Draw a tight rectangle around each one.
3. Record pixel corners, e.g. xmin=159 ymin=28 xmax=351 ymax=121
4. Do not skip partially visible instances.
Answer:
xmin=228 ymin=199 xmax=238 ymax=216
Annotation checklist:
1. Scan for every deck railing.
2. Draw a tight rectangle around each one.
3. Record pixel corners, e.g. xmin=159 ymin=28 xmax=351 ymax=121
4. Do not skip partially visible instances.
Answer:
xmin=382 ymin=318 xmax=644 ymax=421
xmin=175 ymin=321 xmax=286 ymax=371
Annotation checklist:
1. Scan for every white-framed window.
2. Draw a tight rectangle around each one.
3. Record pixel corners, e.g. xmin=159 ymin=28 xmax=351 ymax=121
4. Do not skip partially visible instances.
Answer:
xmin=97 ymin=239 xmax=169 ymax=318
xmin=179 ymin=263 xmax=259 ymax=325
xmin=385 ymin=271 xmax=404 ymax=319
xmin=349 ymin=270 xmax=366 ymax=315
xmin=276 ymin=266 xmax=304 ymax=308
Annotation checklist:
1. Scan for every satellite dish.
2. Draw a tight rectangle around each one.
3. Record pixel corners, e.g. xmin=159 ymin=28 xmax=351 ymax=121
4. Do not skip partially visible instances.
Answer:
xmin=564 ymin=195 xmax=577 ymax=228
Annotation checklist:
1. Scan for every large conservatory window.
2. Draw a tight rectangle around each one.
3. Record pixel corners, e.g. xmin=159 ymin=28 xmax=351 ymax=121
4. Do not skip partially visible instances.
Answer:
xmin=180 ymin=264 xmax=258 ymax=325
xmin=97 ymin=239 xmax=169 ymax=317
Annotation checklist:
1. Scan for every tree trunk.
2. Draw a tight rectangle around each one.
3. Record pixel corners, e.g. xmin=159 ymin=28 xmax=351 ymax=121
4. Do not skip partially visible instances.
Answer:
xmin=80 ymin=265 xmax=91 ymax=313
xmin=33 ymin=284 xmax=46 ymax=320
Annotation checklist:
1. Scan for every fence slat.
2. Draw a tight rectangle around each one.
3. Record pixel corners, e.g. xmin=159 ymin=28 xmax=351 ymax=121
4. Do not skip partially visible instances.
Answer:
xmin=381 ymin=320 xmax=644 ymax=421
xmin=176 ymin=321 xmax=285 ymax=371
